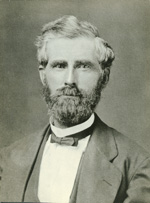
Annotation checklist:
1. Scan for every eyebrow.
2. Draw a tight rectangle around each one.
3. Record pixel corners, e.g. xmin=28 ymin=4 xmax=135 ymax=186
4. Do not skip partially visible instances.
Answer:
xmin=50 ymin=60 xmax=68 ymax=67
xmin=49 ymin=60 xmax=95 ymax=67
xmin=74 ymin=60 xmax=95 ymax=67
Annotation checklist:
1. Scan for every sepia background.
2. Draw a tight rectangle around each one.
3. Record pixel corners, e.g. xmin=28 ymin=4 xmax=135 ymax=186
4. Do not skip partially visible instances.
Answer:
xmin=0 ymin=0 xmax=150 ymax=152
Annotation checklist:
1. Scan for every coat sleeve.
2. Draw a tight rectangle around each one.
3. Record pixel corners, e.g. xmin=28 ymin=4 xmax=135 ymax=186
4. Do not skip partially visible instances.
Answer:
xmin=123 ymin=157 xmax=150 ymax=203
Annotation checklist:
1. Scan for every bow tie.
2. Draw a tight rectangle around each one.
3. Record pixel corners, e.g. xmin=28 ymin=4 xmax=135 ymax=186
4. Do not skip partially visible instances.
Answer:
xmin=50 ymin=123 xmax=94 ymax=146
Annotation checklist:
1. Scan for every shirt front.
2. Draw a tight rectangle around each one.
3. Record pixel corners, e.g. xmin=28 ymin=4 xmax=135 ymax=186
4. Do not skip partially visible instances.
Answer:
xmin=38 ymin=114 xmax=95 ymax=203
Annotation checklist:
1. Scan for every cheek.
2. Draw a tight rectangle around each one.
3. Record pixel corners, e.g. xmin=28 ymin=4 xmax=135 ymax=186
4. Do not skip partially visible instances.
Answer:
xmin=45 ymin=72 xmax=61 ymax=92
xmin=78 ymin=72 xmax=102 ymax=91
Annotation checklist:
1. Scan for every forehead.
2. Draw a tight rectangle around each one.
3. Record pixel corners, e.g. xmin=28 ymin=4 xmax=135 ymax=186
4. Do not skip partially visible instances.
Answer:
xmin=46 ymin=37 xmax=97 ymax=62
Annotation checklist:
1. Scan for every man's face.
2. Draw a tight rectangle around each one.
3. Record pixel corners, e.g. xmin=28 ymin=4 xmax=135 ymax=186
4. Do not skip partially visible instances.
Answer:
xmin=40 ymin=37 xmax=104 ymax=126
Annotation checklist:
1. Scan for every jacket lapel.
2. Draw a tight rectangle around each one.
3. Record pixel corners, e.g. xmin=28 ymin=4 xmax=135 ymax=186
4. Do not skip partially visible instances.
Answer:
xmin=74 ymin=115 xmax=122 ymax=203
xmin=23 ymin=125 xmax=51 ymax=202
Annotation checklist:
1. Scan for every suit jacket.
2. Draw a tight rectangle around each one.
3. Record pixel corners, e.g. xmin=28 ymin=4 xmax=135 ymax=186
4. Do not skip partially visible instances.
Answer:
xmin=0 ymin=114 xmax=150 ymax=202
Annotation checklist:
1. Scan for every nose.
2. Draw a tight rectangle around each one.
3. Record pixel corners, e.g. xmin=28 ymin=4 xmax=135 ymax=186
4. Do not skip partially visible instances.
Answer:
xmin=64 ymin=68 xmax=76 ymax=86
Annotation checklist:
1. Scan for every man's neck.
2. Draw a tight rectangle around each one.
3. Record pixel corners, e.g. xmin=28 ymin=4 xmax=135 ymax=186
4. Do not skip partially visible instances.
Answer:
xmin=50 ymin=113 xmax=95 ymax=138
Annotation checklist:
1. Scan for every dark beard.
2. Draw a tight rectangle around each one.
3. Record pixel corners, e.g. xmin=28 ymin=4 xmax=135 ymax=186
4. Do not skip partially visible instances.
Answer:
xmin=43 ymin=78 xmax=102 ymax=127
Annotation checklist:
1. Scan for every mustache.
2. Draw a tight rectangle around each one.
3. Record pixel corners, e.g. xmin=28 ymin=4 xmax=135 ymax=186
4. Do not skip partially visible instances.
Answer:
xmin=53 ymin=85 xmax=82 ymax=97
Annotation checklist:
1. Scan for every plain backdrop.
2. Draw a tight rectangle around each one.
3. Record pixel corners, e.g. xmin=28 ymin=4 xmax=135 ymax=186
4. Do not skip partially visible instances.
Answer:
xmin=0 ymin=0 xmax=150 ymax=152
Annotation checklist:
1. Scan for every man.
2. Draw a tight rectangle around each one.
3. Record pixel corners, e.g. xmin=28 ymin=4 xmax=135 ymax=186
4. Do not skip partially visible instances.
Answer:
xmin=0 ymin=15 xmax=150 ymax=203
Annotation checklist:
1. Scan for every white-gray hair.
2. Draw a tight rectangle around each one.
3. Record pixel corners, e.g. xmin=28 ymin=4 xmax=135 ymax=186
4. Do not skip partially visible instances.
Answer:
xmin=35 ymin=15 xmax=115 ymax=88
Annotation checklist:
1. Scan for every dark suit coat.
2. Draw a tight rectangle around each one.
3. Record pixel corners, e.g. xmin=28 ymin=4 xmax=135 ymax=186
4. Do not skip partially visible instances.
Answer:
xmin=0 ymin=115 xmax=150 ymax=202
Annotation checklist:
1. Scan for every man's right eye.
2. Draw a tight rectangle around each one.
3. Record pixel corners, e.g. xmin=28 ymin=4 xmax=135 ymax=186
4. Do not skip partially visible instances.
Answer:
xmin=52 ymin=63 xmax=66 ymax=69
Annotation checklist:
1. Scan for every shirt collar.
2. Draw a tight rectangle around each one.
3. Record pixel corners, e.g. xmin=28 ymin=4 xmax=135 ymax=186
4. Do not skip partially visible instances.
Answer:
xmin=50 ymin=113 xmax=95 ymax=138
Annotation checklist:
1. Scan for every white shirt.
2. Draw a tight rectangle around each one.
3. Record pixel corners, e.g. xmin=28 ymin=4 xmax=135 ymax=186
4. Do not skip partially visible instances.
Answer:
xmin=38 ymin=114 xmax=95 ymax=203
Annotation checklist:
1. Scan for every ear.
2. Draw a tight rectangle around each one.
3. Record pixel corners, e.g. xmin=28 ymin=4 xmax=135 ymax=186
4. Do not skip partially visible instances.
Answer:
xmin=39 ymin=65 xmax=46 ymax=86
xmin=101 ymin=68 xmax=110 ymax=89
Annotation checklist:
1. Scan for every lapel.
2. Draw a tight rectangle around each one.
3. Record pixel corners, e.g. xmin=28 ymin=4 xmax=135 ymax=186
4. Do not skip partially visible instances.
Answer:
xmin=71 ymin=114 xmax=122 ymax=203
xmin=23 ymin=125 xmax=51 ymax=202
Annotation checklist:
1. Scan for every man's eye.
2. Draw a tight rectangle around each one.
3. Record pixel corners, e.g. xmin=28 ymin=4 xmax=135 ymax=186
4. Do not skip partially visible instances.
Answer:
xmin=78 ymin=64 xmax=90 ymax=69
xmin=53 ymin=64 xmax=66 ymax=69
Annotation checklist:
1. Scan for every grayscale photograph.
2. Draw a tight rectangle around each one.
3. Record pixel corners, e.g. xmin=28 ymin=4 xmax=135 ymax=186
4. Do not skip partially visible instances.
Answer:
xmin=0 ymin=0 xmax=150 ymax=202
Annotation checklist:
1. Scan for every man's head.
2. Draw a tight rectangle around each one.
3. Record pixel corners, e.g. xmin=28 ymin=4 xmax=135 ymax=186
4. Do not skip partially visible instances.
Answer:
xmin=35 ymin=16 xmax=115 ymax=127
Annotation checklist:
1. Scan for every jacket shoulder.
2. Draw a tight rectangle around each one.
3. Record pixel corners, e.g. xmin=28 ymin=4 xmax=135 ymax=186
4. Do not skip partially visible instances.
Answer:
xmin=110 ymin=128 xmax=150 ymax=184
xmin=111 ymin=128 xmax=149 ymax=160
xmin=0 ymin=125 xmax=49 ymax=168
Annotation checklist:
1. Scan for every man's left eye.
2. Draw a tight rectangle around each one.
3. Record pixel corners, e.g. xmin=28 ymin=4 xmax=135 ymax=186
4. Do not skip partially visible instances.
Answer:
xmin=78 ymin=64 xmax=90 ymax=69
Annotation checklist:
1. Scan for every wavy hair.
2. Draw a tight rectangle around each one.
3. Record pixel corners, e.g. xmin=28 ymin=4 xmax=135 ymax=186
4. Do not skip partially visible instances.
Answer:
xmin=35 ymin=15 xmax=115 ymax=89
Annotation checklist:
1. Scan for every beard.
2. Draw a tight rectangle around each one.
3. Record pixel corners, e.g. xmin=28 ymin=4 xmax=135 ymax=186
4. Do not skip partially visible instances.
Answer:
xmin=43 ymin=78 xmax=103 ymax=127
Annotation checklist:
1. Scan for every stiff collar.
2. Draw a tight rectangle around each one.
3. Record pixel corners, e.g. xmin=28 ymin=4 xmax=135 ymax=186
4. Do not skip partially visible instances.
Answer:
xmin=50 ymin=113 xmax=95 ymax=138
